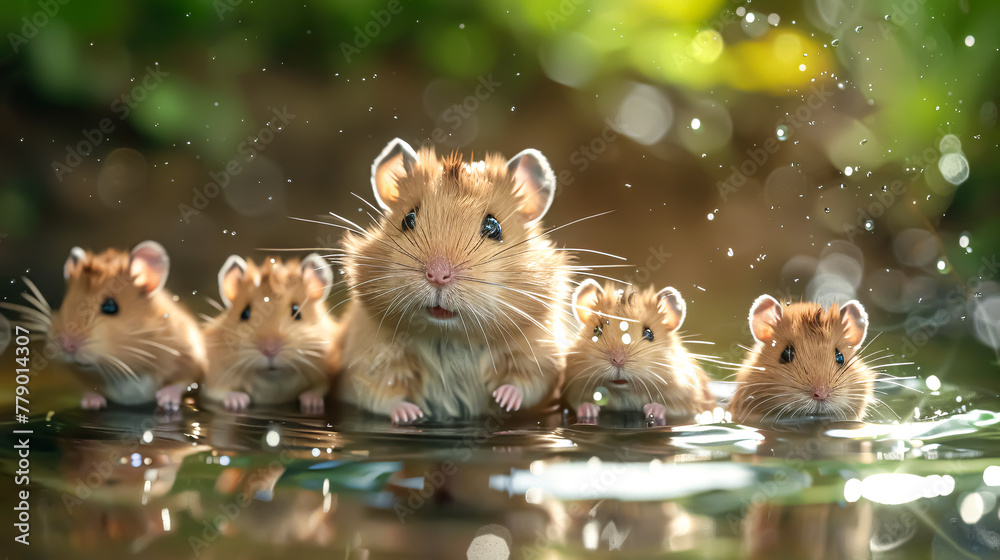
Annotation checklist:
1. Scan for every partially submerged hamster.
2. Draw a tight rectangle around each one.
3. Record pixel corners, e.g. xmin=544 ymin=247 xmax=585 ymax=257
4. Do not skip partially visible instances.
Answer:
xmin=201 ymin=254 xmax=338 ymax=413
xmin=2 ymin=241 xmax=207 ymax=410
xmin=563 ymin=280 xmax=714 ymax=422
xmin=338 ymin=137 xmax=569 ymax=423
xmin=729 ymin=295 xmax=874 ymax=424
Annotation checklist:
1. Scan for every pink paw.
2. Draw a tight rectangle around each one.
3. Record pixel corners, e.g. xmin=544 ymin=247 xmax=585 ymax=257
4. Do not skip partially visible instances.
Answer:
xmin=224 ymin=391 xmax=251 ymax=411
xmin=391 ymin=401 xmax=424 ymax=424
xmin=81 ymin=392 xmax=107 ymax=410
xmin=493 ymin=384 xmax=523 ymax=412
xmin=643 ymin=402 xmax=667 ymax=421
xmin=299 ymin=391 xmax=325 ymax=414
xmin=576 ymin=403 xmax=601 ymax=422
xmin=156 ymin=385 xmax=185 ymax=411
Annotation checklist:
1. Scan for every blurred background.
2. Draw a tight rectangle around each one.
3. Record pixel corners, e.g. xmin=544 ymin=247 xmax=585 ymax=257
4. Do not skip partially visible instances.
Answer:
xmin=0 ymin=0 xmax=998 ymax=395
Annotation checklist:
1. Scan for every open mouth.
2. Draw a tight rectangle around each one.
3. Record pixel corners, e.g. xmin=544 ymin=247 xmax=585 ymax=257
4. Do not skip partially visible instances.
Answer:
xmin=610 ymin=379 xmax=628 ymax=386
xmin=428 ymin=306 xmax=455 ymax=320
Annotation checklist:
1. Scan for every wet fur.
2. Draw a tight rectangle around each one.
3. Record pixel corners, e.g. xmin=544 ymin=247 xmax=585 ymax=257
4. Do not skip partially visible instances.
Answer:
xmin=729 ymin=301 xmax=875 ymax=423
xmin=339 ymin=147 xmax=569 ymax=419
xmin=19 ymin=248 xmax=206 ymax=405
xmin=202 ymin=257 xmax=338 ymax=406
xmin=563 ymin=283 xmax=714 ymax=418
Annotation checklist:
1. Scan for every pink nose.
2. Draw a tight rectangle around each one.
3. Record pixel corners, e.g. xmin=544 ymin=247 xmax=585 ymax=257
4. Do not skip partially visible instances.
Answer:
xmin=58 ymin=333 xmax=83 ymax=354
xmin=258 ymin=338 xmax=283 ymax=358
xmin=813 ymin=385 xmax=831 ymax=401
xmin=425 ymin=256 xmax=454 ymax=286
xmin=608 ymin=348 xmax=627 ymax=367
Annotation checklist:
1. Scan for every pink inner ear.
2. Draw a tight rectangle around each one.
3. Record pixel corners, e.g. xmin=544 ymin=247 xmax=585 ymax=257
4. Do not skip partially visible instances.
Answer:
xmin=131 ymin=254 xmax=166 ymax=294
xmin=512 ymin=165 xmax=542 ymax=216
xmin=375 ymin=154 xmax=406 ymax=203
xmin=750 ymin=297 xmax=782 ymax=343
xmin=222 ymin=266 xmax=243 ymax=304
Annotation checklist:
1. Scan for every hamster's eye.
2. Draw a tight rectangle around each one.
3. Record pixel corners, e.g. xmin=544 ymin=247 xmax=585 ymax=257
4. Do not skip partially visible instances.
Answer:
xmin=100 ymin=298 xmax=118 ymax=316
xmin=835 ymin=348 xmax=844 ymax=365
xmin=642 ymin=327 xmax=654 ymax=342
xmin=401 ymin=208 xmax=417 ymax=231
xmin=592 ymin=324 xmax=603 ymax=338
xmin=240 ymin=305 xmax=251 ymax=321
xmin=291 ymin=304 xmax=302 ymax=320
xmin=780 ymin=345 xmax=795 ymax=363
xmin=480 ymin=214 xmax=502 ymax=241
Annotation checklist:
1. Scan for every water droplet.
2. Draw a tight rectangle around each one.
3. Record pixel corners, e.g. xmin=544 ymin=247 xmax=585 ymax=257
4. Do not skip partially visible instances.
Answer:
xmin=824 ymin=207 xmax=830 ymax=213
xmin=859 ymin=138 xmax=868 ymax=145
xmin=776 ymin=124 xmax=789 ymax=140
xmin=844 ymin=166 xmax=853 ymax=176
xmin=707 ymin=213 xmax=715 ymax=221
xmin=727 ymin=248 xmax=734 ymax=257
xmin=830 ymin=39 xmax=840 ymax=46
xmin=854 ymin=25 xmax=863 ymax=33
xmin=864 ymin=220 xmax=874 ymax=231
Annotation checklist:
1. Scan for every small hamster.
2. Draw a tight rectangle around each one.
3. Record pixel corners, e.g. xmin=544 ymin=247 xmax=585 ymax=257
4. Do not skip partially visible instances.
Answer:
xmin=563 ymin=280 xmax=715 ymax=422
xmin=2 ymin=241 xmax=207 ymax=410
xmin=338 ymin=137 xmax=569 ymax=423
xmin=201 ymin=254 xmax=338 ymax=413
xmin=729 ymin=295 xmax=874 ymax=423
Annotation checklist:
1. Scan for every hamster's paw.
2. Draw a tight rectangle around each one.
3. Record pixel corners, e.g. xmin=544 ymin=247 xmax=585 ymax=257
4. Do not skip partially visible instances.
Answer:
xmin=643 ymin=402 xmax=667 ymax=421
xmin=81 ymin=392 xmax=107 ymax=410
xmin=493 ymin=384 xmax=523 ymax=412
xmin=224 ymin=391 xmax=251 ymax=411
xmin=299 ymin=391 xmax=325 ymax=414
xmin=390 ymin=401 xmax=424 ymax=424
xmin=155 ymin=384 xmax=185 ymax=411
xmin=576 ymin=403 xmax=601 ymax=423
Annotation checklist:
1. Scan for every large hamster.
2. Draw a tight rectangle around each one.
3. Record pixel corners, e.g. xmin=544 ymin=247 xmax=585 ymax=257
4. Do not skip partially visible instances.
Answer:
xmin=201 ymin=254 xmax=338 ymax=413
xmin=337 ymin=138 xmax=569 ymax=423
xmin=729 ymin=295 xmax=875 ymax=423
xmin=563 ymin=280 xmax=714 ymax=422
xmin=2 ymin=241 xmax=207 ymax=409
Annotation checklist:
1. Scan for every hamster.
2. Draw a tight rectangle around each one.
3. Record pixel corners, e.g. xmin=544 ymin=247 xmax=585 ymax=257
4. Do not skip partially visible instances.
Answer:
xmin=0 ymin=241 xmax=207 ymax=410
xmin=562 ymin=280 xmax=714 ymax=422
xmin=728 ymin=295 xmax=875 ymax=424
xmin=201 ymin=254 xmax=338 ymax=413
xmin=337 ymin=137 xmax=569 ymax=423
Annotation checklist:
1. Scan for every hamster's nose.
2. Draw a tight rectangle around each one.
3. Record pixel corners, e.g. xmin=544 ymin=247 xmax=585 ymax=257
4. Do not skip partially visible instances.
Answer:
xmin=257 ymin=337 xmax=283 ymax=358
xmin=608 ymin=348 xmax=627 ymax=367
xmin=425 ymin=256 xmax=454 ymax=286
xmin=58 ymin=333 xmax=83 ymax=354
xmin=812 ymin=385 xmax=831 ymax=401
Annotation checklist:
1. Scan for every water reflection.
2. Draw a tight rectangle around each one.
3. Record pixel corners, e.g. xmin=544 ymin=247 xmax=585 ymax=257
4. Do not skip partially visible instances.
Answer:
xmin=2 ymin=383 xmax=999 ymax=558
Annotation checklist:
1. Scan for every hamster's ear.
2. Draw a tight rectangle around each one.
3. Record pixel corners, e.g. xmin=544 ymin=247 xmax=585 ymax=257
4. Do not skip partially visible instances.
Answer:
xmin=572 ymin=279 xmax=604 ymax=325
xmin=371 ymin=138 xmax=418 ymax=210
xmin=840 ymin=300 xmax=868 ymax=347
xmin=218 ymin=255 xmax=247 ymax=308
xmin=129 ymin=241 xmax=169 ymax=295
xmin=655 ymin=287 xmax=686 ymax=332
xmin=749 ymin=294 xmax=782 ymax=344
xmin=300 ymin=253 xmax=333 ymax=301
xmin=506 ymin=148 xmax=556 ymax=225
xmin=64 ymin=247 xmax=87 ymax=280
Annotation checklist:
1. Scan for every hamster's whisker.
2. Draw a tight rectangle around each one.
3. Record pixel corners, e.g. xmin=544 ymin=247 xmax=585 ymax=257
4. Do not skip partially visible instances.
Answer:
xmin=120 ymin=345 xmax=157 ymax=360
xmin=0 ymin=303 xmax=52 ymax=326
xmin=21 ymin=277 xmax=52 ymax=312
xmin=135 ymin=339 xmax=183 ymax=357
xmin=468 ymin=309 xmax=499 ymax=377
xmin=491 ymin=304 xmax=544 ymax=378
xmin=105 ymin=355 xmax=140 ymax=381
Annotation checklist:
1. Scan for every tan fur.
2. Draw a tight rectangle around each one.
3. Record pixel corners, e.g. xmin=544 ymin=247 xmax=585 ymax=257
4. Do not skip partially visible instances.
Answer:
xmin=730 ymin=301 xmax=875 ymax=423
xmin=51 ymin=248 xmax=206 ymax=405
xmin=563 ymin=282 xmax=714 ymax=417
xmin=202 ymin=257 xmax=339 ymax=406
xmin=339 ymin=147 xmax=569 ymax=419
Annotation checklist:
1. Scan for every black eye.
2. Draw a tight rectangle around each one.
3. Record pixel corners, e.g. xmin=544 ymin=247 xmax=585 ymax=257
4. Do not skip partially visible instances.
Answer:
xmin=401 ymin=208 xmax=417 ymax=231
xmin=480 ymin=214 xmax=502 ymax=241
xmin=835 ymin=348 xmax=844 ymax=365
xmin=291 ymin=304 xmax=301 ymax=320
xmin=642 ymin=327 xmax=654 ymax=341
xmin=780 ymin=345 xmax=795 ymax=363
xmin=592 ymin=324 xmax=603 ymax=338
xmin=240 ymin=305 xmax=251 ymax=321
xmin=100 ymin=298 xmax=118 ymax=315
